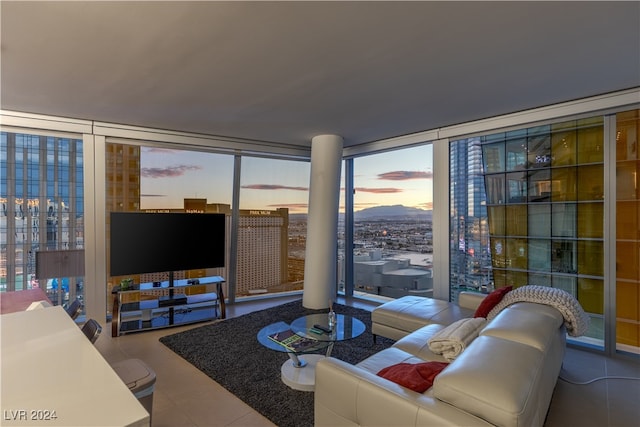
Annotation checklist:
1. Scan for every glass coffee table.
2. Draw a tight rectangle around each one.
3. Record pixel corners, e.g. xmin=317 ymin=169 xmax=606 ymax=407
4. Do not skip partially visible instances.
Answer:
xmin=257 ymin=313 xmax=366 ymax=391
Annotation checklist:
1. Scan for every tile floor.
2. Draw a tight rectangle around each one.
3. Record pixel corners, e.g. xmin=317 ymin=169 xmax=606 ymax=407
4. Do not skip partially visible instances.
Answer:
xmin=95 ymin=295 xmax=640 ymax=427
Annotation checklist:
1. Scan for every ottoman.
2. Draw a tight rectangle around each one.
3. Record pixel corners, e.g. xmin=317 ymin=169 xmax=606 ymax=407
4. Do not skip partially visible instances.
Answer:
xmin=371 ymin=293 xmax=485 ymax=341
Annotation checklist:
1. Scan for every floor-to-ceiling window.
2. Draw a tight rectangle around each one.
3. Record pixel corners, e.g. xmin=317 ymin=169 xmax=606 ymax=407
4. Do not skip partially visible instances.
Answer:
xmin=104 ymin=141 xmax=311 ymax=309
xmin=342 ymin=145 xmax=434 ymax=300
xmin=449 ymin=115 xmax=640 ymax=352
xmin=479 ymin=118 xmax=606 ymax=347
xmin=1 ymin=131 xmax=85 ymax=313
xmin=105 ymin=142 xmax=235 ymax=311
xmin=237 ymin=156 xmax=310 ymax=298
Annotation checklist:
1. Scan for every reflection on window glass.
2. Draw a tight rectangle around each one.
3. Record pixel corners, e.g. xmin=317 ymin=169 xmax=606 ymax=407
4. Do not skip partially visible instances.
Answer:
xmin=488 ymin=206 xmax=505 ymax=236
xmin=506 ymin=138 xmax=527 ymax=171
xmin=484 ymin=175 xmax=505 ymax=204
xmin=456 ymin=116 xmax=606 ymax=348
xmin=529 ymin=239 xmax=551 ymax=271
xmin=527 ymin=131 xmax=551 ymax=169
xmin=482 ymin=143 xmax=505 ymax=173
xmin=1 ymin=132 xmax=85 ymax=314
xmin=528 ymin=204 xmax=551 ymax=237
xmin=576 ymin=118 xmax=604 ymax=164
xmin=577 ymin=164 xmax=604 ymax=201
xmin=528 ymin=169 xmax=551 ymax=202
xmin=551 ymin=167 xmax=577 ymax=201
xmin=551 ymin=128 xmax=576 ymax=166
xmin=505 ymin=205 xmax=527 ymax=236
xmin=506 ymin=238 xmax=527 ymax=270
xmin=506 ymin=172 xmax=527 ymax=203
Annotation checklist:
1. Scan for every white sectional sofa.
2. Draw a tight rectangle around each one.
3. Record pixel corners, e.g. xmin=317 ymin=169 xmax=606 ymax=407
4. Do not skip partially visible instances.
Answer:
xmin=315 ymin=295 xmax=568 ymax=427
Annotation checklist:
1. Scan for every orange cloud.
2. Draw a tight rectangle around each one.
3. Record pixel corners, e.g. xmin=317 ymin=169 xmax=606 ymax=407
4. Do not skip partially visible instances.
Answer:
xmin=355 ymin=187 xmax=403 ymax=194
xmin=141 ymin=165 xmax=202 ymax=178
xmin=378 ymin=171 xmax=433 ymax=180
xmin=268 ymin=203 xmax=308 ymax=209
xmin=242 ymin=184 xmax=308 ymax=191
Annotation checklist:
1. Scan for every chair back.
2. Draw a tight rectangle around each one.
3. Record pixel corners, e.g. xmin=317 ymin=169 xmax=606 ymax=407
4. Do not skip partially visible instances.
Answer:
xmin=81 ymin=319 xmax=102 ymax=344
xmin=66 ymin=299 xmax=82 ymax=320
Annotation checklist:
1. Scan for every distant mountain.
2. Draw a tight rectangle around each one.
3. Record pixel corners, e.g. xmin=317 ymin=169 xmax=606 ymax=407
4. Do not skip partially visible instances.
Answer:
xmin=289 ymin=205 xmax=433 ymax=221
xmin=354 ymin=205 xmax=432 ymax=220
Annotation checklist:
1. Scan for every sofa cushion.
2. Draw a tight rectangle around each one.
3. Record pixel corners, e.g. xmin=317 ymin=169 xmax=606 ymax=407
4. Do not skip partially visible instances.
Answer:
xmin=433 ymin=335 xmax=546 ymax=427
xmin=393 ymin=323 xmax=449 ymax=362
xmin=474 ymin=286 xmax=512 ymax=318
xmin=480 ymin=303 xmax=563 ymax=352
xmin=356 ymin=347 xmax=426 ymax=374
xmin=458 ymin=291 xmax=487 ymax=310
xmin=377 ymin=361 xmax=449 ymax=393
xmin=429 ymin=304 xmax=475 ymax=326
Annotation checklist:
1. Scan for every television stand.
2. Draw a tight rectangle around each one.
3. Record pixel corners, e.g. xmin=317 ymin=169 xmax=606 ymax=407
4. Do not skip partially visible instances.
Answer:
xmin=111 ymin=276 xmax=225 ymax=337
xmin=158 ymin=295 xmax=188 ymax=307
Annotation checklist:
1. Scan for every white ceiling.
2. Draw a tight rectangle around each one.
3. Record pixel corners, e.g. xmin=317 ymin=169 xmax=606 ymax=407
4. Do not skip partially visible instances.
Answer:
xmin=1 ymin=1 xmax=639 ymax=149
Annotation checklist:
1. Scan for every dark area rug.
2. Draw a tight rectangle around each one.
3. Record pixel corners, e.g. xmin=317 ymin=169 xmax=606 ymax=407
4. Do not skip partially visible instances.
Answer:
xmin=159 ymin=299 xmax=394 ymax=427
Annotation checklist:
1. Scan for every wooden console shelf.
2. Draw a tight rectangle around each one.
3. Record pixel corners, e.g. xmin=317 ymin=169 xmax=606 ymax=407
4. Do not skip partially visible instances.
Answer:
xmin=111 ymin=276 xmax=226 ymax=337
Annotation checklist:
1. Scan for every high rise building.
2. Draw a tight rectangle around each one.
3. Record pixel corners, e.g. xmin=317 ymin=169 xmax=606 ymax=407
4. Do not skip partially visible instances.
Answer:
xmin=236 ymin=208 xmax=290 ymax=296
xmin=106 ymin=143 xmax=140 ymax=213
xmin=449 ymin=137 xmax=491 ymax=302
xmin=105 ymin=143 xmax=141 ymax=289
xmin=0 ymin=132 xmax=84 ymax=305
xmin=197 ymin=203 xmax=292 ymax=296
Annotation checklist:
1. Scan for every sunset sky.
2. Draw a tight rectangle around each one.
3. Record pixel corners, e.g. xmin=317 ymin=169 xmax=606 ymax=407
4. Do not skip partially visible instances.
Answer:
xmin=140 ymin=145 xmax=433 ymax=214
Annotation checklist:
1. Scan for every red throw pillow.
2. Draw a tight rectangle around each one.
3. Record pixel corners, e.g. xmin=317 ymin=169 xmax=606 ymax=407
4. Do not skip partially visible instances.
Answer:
xmin=377 ymin=362 xmax=449 ymax=393
xmin=474 ymin=286 xmax=513 ymax=318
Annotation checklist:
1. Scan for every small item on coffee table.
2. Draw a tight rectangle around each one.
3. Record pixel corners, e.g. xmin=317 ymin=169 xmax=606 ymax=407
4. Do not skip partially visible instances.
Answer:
xmin=328 ymin=300 xmax=337 ymax=328
xmin=313 ymin=324 xmax=332 ymax=334
xmin=268 ymin=329 xmax=320 ymax=352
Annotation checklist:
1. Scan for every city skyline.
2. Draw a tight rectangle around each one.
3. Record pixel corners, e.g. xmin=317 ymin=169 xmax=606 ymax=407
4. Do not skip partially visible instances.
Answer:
xmin=140 ymin=144 xmax=433 ymax=213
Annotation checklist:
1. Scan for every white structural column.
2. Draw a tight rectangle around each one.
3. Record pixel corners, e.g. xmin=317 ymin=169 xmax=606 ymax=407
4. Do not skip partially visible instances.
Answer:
xmin=303 ymin=134 xmax=344 ymax=309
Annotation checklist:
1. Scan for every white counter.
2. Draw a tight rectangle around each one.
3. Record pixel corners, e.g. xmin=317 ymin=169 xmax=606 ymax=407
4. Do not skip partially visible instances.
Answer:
xmin=0 ymin=306 xmax=149 ymax=427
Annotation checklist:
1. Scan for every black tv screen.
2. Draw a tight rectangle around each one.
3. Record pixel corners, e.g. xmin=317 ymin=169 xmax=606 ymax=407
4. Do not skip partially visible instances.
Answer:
xmin=110 ymin=212 xmax=226 ymax=277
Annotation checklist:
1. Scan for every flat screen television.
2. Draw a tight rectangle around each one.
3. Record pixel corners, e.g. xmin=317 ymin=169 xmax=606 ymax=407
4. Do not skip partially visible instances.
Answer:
xmin=110 ymin=212 xmax=226 ymax=277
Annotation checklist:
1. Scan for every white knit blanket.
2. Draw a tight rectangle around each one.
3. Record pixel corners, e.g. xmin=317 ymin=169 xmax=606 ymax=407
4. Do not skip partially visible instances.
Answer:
xmin=486 ymin=285 xmax=590 ymax=337
xmin=427 ymin=317 xmax=486 ymax=361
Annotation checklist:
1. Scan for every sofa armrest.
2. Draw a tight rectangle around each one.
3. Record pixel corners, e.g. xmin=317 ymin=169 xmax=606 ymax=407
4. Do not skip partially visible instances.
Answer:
xmin=458 ymin=291 xmax=486 ymax=311
xmin=315 ymin=357 xmax=492 ymax=427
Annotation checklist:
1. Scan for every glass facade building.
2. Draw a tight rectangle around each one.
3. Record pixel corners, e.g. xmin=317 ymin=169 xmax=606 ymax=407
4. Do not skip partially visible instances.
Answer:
xmin=483 ymin=118 xmax=606 ymax=344
xmin=449 ymin=137 xmax=491 ymax=302
xmin=449 ymin=111 xmax=640 ymax=351
xmin=1 ymin=132 xmax=85 ymax=309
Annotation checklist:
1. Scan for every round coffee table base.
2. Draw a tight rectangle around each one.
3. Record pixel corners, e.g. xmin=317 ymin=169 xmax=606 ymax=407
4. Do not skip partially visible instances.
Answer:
xmin=281 ymin=354 xmax=324 ymax=391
